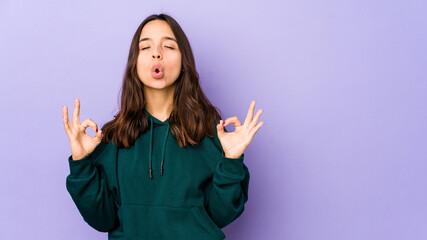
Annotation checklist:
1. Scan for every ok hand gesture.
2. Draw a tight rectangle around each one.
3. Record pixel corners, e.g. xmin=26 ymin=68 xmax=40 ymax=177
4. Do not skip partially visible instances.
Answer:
xmin=63 ymin=98 xmax=103 ymax=160
xmin=217 ymin=100 xmax=264 ymax=159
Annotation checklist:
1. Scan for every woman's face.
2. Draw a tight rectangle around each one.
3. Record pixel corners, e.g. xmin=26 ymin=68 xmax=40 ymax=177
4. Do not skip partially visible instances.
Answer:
xmin=137 ymin=20 xmax=182 ymax=90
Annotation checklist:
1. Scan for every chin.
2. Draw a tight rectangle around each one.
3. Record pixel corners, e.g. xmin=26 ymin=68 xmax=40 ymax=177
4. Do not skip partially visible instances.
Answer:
xmin=147 ymin=81 xmax=174 ymax=90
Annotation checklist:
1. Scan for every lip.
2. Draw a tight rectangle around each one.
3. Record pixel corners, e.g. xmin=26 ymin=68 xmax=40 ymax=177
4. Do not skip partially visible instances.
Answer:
xmin=151 ymin=64 xmax=164 ymax=79
xmin=152 ymin=71 xmax=163 ymax=79
xmin=151 ymin=64 xmax=163 ymax=73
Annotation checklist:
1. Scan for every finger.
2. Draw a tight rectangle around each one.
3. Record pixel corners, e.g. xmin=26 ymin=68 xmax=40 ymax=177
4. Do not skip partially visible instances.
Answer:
xmin=217 ymin=120 xmax=225 ymax=135
xmin=224 ymin=116 xmax=242 ymax=128
xmin=62 ymin=105 xmax=72 ymax=135
xmin=95 ymin=129 xmax=103 ymax=141
xmin=249 ymin=109 xmax=263 ymax=130
xmin=243 ymin=100 xmax=256 ymax=126
xmin=249 ymin=121 xmax=264 ymax=140
xmin=80 ymin=118 xmax=98 ymax=134
xmin=72 ymin=98 xmax=80 ymax=126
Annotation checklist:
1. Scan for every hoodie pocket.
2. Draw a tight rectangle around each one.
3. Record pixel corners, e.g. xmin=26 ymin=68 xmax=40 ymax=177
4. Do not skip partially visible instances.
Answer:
xmin=191 ymin=206 xmax=226 ymax=239
xmin=120 ymin=203 xmax=225 ymax=240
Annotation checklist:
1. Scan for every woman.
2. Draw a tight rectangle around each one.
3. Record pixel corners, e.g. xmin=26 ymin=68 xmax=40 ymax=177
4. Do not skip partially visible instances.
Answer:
xmin=62 ymin=13 xmax=263 ymax=240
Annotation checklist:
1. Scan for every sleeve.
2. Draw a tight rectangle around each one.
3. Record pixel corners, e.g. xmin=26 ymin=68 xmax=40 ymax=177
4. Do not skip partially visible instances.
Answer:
xmin=65 ymin=141 xmax=119 ymax=232
xmin=203 ymin=120 xmax=250 ymax=229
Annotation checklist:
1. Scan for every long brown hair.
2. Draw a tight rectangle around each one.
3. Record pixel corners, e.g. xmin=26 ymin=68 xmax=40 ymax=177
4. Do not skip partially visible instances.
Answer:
xmin=101 ymin=13 xmax=222 ymax=148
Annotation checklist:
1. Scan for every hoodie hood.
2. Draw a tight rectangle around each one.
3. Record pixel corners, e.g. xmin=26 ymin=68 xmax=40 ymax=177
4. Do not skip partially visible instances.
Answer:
xmin=143 ymin=108 xmax=170 ymax=179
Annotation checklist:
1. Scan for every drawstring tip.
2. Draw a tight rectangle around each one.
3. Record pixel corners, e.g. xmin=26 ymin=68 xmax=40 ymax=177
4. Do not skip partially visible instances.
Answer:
xmin=149 ymin=168 xmax=153 ymax=179
xmin=160 ymin=161 xmax=164 ymax=176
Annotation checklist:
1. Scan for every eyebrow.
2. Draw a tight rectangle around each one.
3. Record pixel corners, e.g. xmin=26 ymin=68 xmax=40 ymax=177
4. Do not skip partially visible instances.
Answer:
xmin=139 ymin=36 xmax=177 ymax=43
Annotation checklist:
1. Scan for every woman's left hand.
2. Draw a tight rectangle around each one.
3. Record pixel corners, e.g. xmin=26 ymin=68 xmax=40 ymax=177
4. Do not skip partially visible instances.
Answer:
xmin=217 ymin=100 xmax=264 ymax=159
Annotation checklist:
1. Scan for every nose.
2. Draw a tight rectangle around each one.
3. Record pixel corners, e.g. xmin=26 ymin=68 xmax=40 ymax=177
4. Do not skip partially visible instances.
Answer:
xmin=152 ymin=47 xmax=162 ymax=60
xmin=152 ymin=53 xmax=162 ymax=59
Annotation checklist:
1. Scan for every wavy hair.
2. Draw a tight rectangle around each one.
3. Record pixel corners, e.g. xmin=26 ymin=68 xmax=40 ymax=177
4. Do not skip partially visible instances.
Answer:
xmin=101 ymin=13 xmax=222 ymax=148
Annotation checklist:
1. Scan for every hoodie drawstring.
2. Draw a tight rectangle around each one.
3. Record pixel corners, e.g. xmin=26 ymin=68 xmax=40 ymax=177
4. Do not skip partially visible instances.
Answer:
xmin=149 ymin=119 xmax=154 ymax=179
xmin=147 ymin=113 xmax=170 ymax=179
xmin=160 ymin=126 xmax=169 ymax=176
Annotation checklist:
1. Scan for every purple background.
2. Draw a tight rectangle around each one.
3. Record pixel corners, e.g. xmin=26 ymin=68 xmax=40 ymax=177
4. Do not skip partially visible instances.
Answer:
xmin=1 ymin=0 xmax=426 ymax=239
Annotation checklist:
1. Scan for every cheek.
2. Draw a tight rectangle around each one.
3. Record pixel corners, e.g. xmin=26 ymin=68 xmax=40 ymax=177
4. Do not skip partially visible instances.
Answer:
xmin=137 ymin=55 xmax=151 ymax=71
xmin=170 ymin=54 xmax=182 ymax=71
xmin=136 ymin=56 xmax=150 ymax=80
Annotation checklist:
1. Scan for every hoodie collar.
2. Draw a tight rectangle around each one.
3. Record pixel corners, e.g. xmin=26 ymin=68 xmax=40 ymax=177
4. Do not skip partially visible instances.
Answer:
xmin=143 ymin=108 xmax=170 ymax=179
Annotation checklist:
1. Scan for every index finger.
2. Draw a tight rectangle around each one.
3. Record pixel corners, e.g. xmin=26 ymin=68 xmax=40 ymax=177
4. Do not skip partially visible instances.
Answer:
xmin=73 ymin=98 xmax=80 ymax=125
xmin=63 ymin=105 xmax=72 ymax=135
xmin=243 ymin=100 xmax=256 ymax=126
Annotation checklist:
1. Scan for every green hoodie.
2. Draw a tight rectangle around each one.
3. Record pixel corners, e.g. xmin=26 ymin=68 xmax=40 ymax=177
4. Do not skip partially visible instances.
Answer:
xmin=66 ymin=108 xmax=250 ymax=239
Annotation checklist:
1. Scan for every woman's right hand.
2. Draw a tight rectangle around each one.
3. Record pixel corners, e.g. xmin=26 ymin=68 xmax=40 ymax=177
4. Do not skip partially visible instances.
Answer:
xmin=63 ymin=98 xmax=103 ymax=161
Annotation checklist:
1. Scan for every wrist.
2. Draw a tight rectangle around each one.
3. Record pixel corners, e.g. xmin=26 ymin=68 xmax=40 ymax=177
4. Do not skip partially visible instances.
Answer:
xmin=224 ymin=152 xmax=242 ymax=159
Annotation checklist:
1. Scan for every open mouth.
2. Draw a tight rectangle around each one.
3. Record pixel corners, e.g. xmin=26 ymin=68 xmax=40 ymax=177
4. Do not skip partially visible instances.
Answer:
xmin=152 ymin=64 xmax=164 ymax=78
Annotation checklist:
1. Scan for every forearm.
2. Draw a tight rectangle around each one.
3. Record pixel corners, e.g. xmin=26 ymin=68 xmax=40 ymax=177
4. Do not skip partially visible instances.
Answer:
xmin=66 ymin=155 xmax=118 ymax=232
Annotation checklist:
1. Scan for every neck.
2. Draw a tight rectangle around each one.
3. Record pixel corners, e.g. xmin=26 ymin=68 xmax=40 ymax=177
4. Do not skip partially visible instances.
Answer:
xmin=143 ymin=84 xmax=175 ymax=122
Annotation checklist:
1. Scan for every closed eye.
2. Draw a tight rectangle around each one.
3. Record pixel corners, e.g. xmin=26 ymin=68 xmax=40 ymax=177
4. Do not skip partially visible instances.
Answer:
xmin=140 ymin=46 xmax=175 ymax=50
